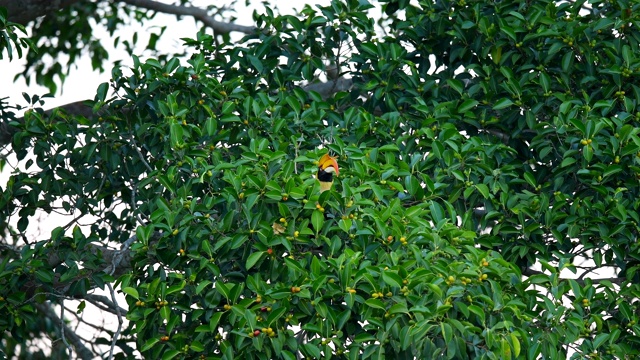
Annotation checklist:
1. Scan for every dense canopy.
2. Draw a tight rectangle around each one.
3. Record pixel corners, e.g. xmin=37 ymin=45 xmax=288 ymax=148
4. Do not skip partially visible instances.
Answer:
xmin=2 ymin=0 xmax=640 ymax=359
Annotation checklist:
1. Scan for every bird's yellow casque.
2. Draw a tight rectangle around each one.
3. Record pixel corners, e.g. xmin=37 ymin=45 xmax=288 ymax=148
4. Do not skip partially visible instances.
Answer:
xmin=317 ymin=154 xmax=339 ymax=193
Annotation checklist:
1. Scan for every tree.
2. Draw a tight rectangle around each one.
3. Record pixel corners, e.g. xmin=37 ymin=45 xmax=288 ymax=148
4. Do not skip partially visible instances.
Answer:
xmin=2 ymin=0 xmax=640 ymax=358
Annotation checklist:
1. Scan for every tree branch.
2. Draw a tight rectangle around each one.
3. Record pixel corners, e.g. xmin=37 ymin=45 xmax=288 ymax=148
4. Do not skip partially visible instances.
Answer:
xmin=303 ymin=77 xmax=354 ymax=98
xmin=106 ymin=282 xmax=123 ymax=360
xmin=120 ymin=0 xmax=256 ymax=35
xmin=84 ymin=294 xmax=128 ymax=315
xmin=35 ymin=302 xmax=94 ymax=360
xmin=1 ymin=0 xmax=82 ymax=25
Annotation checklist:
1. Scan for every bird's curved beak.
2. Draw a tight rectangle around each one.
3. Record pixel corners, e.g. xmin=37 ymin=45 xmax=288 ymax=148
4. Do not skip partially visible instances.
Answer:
xmin=319 ymin=154 xmax=339 ymax=176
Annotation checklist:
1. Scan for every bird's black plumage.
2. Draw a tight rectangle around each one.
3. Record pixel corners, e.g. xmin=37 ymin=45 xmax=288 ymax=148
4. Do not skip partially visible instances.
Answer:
xmin=317 ymin=168 xmax=334 ymax=183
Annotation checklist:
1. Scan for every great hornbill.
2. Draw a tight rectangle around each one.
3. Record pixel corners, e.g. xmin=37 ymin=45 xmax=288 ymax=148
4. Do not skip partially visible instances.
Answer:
xmin=317 ymin=153 xmax=339 ymax=193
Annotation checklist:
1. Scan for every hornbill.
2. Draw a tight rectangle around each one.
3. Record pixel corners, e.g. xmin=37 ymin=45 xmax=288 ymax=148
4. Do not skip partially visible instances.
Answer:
xmin=317 ymin=153 xmax=339 ymax=193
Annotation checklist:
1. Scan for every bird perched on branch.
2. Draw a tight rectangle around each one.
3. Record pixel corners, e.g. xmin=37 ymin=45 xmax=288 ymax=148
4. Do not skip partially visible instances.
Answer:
xmin=317 ymin=153 xmax=339 ymax=193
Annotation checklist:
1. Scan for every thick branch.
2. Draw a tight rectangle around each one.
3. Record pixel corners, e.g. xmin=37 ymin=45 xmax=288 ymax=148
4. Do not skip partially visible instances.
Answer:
xmin=303 ymin=77 xmax=354 ymax=98
xmin=3 ymin=0 xmax=258 ymax=34
xmin=44 ymin=241 xmax=134 ymax=277
xmin=84 ymin=294 xmax=128 ymax=315
xmin=35 ymin=302 xmax=94 ymax=360
xmin=120 ymin=0 xmax=256 ymax=34
xmin=2 ymin=0 xmax=82 ymax=25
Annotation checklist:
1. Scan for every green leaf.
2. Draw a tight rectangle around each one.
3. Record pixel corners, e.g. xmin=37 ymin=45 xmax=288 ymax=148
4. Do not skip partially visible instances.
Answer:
xmin=468 ymin=305 xmax=485 ymax=323
xmin=283 ymin=257 xmax=306 ymax=273
xmin=500 ymin=25 xmax=516 ymax=41
xmin=166 ymin=281 xmax=185 ymax=295
xmin=338 ymin=218 xmax=352 ymax=233
xmin=583 ymin=145 xmax=593 ymax=162
xmin=475 ymin=184 xmax=490 ymax=198
xmin=205 ymin=117 xmax=218 ymax=136
xmin=311 ymin=210 xmax=324 ymax=233
xmin=523 ymin=172 xmax=536 ymax=187
xmin=567 ymin=279 xmax=582 ymax=298
xmin=622 ymin=45 xmax=632 ymax=65
xmin=540 ymin=72 xmax=550 ymax=92
xmin=458 ymin=99 xmax=478 ymax=113
xmin=493 ymin=98 xmax=513 ymax=110
xmin=122 ymin=287 xmax=139 ymax=299
xmin=592 ymin=333 xmax=609 ymax=349
xmin=247 ymin=55 xmax=264 ymax=73
xmin=388 ymin=302 xmax=409 ymax=314
xmin=382 ymin=271 xmax=403 ymax=288
xmin=162 ymin=350 xmax=180 ymax=360
xmin=364 ymin=298 xmax=386 ymax=310
xmin=215 ymin=281 xmax=231 ymax=299
xmin=196 ymin=280 xmax=212 ymax=295
xmin=266 ymin=307 xmax=287 ymax=325
xmin=141 ymin=338 xmax=159 ymax=352
xmin=246 ymin=251 xmax=264 ymax=270
xmin=209 ymin=311 xmax=223 ymax=332
xmin=160 ymin=305 xmax=170 ymax=320
xmin=170 ymin=121 xmax=183 ymax=147
xmin=190 ymin=342 xmax=205 ymax=352
xmin=561 ymin=52 xmax=573 ymax=73
xmin=354 ymin=332 xmax=376 ymax=343
xmin=510 ymin=332 xmax=521 ymax=357
xmin=96 ymin=82 xmax=109 ymax=102
xmin=447 ymin=79 xmax=464 ymax=95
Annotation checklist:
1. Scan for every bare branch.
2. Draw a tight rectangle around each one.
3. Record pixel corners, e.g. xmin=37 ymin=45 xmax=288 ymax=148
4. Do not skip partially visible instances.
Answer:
xmin=84 ymin=294 xmax=128 ymax=315
xmin=59 ymin=301 xmax=74 ymax=356
xmin=120 ymin=0 xmax=256 ymax=34
xmin=107 ymin=283 xmax=124 ymax=360
xmin=35 ymin=303 xmax=94 ymax=360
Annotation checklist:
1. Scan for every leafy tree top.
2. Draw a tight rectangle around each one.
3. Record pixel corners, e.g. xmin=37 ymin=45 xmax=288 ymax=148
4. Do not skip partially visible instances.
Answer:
xmin=2 ymin=0 xmax=640 ymax=358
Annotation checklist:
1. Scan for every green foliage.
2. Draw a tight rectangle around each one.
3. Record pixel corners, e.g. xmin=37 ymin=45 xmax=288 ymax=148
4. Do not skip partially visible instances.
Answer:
xmin=4 ymin=0 xmax=640 ymax=358
xmin=0 ymin=7 xmax=33 ymax=60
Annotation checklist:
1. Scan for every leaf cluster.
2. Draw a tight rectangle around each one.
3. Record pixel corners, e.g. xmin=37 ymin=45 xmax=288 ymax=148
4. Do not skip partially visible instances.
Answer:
xmin=3 ymin=0 xmax=640 ymax=358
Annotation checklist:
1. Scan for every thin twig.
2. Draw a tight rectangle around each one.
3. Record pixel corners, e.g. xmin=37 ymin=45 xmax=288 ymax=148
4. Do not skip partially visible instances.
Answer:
xmin=130 ymin=134 xmax=153 ymax=173
xmin=35 ymin=303 xmax=94 ymax=360
xmin=59 ymin=301 xmax=74 ymax=357
xmin=107 ymin=283 xmax=123 ymax=360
